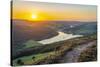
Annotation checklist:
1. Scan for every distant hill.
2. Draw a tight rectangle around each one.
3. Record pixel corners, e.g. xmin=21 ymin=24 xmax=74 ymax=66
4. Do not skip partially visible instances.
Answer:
xmin=61 ymin=22 xmax=97 ymax=35
xmin=35 ymin=21 xmax=97 ymax=36
xmin=12 ymin=20 xmax=97 ymax=47
xmin=12 ymin=19 xmax=60 ymax=59
xmin=42 ymin=21 xmax=97 ymax=35
xmin=12 ymin=19 xmax=58 ymax=46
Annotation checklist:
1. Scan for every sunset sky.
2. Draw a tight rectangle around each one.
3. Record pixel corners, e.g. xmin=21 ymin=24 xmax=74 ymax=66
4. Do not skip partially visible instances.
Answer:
xmin=12 ymin=1 xmax=97 ymax=22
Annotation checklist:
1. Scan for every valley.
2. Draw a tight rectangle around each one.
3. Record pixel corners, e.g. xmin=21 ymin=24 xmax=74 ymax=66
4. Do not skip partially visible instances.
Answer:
xmin=12 ymin=19 xmax=97 ymax=66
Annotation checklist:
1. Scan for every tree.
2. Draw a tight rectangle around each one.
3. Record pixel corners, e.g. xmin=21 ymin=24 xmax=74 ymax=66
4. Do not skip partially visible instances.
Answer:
xmin=32 ymin=56 xmax=35 ymax=61
xmin=17 ymin=59 xmax=24 ymax=65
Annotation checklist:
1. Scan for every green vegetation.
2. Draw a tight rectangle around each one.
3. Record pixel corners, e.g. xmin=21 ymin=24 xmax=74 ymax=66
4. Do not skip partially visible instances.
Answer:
xmin=16 ymin=59 xmax=24 ymax=65
xmin=13 ymin=34 xmax=97 ymax=66
xmin=13 ymin=52 xmax=56 ymax=65
xmin=78 ymin=44 xmax=97 ymax=62
xmin=23 ymin=40 xmax=42 ymax=49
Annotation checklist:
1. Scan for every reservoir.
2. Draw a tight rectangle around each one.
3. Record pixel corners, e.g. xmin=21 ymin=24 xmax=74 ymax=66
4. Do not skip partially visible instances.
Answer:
xmin=38 ymin=31 xmax=83 ymax=44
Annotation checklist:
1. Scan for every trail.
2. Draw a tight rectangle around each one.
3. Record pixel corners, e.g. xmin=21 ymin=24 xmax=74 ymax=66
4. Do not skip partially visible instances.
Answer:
xmin=60 ymin=41 xmax=96 ymax=63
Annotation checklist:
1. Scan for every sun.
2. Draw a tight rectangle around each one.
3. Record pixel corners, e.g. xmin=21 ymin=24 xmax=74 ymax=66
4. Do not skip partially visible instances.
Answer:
xmin=31 ymin=14 xmax=37 ymax=19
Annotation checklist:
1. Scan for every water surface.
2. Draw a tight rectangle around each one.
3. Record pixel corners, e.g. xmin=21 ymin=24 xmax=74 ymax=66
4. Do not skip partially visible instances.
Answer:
xmin=38 ymin=31 xmax=82 ymax=44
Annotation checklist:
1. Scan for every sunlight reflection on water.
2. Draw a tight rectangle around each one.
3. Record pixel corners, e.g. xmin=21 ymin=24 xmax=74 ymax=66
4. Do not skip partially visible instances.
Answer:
xmin=38 ymin=31 xmax=83 ymax=44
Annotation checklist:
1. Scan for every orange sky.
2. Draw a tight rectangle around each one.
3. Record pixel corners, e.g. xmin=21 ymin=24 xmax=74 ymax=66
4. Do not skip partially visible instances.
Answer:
xmin=12 ymin=1 xmax=97 ymax=22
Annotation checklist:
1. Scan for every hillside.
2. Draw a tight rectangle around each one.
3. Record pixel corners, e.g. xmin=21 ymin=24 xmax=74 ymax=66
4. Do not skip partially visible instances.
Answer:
xmin=12 ymin=34 xmax=97 ymax=65
xmin=12 ymin=19 xmax=59 ymax=56
xmin=11 ymin=20 xmax=97 ymax=66
xmin=62 ymin=22 xmax=97 ymax=35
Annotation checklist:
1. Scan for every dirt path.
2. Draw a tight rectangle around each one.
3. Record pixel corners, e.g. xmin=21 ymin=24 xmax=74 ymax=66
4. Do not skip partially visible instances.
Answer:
xmin=60 ymin=41 xmax=96 ymax=63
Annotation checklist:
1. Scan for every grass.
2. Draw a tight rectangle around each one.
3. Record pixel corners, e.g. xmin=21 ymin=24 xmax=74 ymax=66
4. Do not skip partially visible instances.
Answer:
xmin=13 ymin=51 xmax=56 ymax=65
xmin=78 ymin=44 xmax=97 ymax=62
xmin=12 ymin=34 xmax=97 ymax=65
xmin=23 ymin=40 xmax=42 ymax=49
